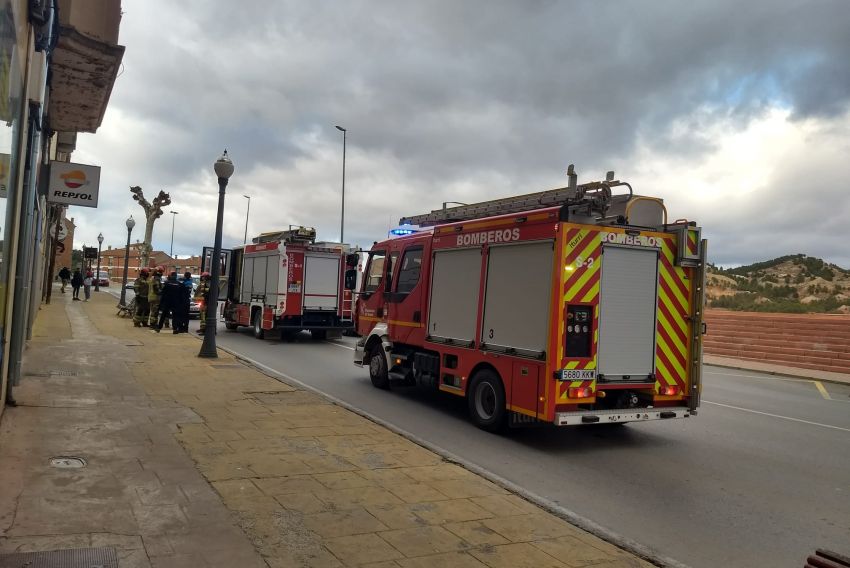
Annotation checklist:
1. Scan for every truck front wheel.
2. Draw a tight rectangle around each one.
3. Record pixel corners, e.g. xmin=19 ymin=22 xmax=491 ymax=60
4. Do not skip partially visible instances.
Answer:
xmin=252 ymin=310 xmax=265 ymax=339
xmin=368 ymin=343 xmax=390 ymax=389
xmin=468 ymin=370 xmax=506 ymax=432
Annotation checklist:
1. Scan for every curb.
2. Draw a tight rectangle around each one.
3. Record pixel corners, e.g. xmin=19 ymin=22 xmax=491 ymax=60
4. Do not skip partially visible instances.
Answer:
xmin=211 ymin=339 xmax=690 ymax=568
xmin=705 ymin=361 xmax=850 ymax=387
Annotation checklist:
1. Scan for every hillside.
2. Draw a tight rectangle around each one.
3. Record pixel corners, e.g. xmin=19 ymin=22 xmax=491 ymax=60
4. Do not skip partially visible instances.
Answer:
xmin=706 ymin=254 xmax=850 ymax=313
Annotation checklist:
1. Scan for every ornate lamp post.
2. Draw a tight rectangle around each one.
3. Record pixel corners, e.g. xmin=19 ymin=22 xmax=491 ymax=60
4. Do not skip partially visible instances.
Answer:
xmin=198 ymin=150 xmax=234 ymax=358
xmin=119 ymin=216 xmax=135 ymax=307
xmin=95 ymin=232 xmax=104 ymax=291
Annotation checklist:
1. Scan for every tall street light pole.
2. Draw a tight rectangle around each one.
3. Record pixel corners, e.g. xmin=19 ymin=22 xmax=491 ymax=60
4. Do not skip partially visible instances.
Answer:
xmin=199 ymin=150 xmax=234 ymax=358
xmin=335 ymin=125 xmax=346 ymax=243
xmin=95 ymin=232 xmax=104 ymax=292
xmin=243 ymin=195 xmax=250 ymax=244
xmin=119 ymin=216 xmax=135 ymax=307
xmin=169 ymin=210 xmax=179 ymax=257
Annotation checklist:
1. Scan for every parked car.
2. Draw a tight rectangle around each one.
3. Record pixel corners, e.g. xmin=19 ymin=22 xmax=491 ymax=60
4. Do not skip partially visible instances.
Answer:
xmin=96 ymin=271 xmax=110 ymax=286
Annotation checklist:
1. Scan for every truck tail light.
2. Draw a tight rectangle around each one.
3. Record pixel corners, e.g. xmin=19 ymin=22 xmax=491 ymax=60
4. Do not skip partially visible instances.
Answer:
xmin=659 ymin=385 xmax=680 ymax=396
xmin=567 ymin=386 xmax=593 ymax=399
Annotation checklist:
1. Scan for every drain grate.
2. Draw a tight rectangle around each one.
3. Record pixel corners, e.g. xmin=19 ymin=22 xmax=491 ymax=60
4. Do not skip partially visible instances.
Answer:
xmin=210 ymin=364 xmax=241 ymax=369
xmin=0 ymin=546 xmax=117 ymax=568
xmin=49 ymin=456 xmax=86 ymax=469
xmin=49 ymin=370 xmax=78 ymax=377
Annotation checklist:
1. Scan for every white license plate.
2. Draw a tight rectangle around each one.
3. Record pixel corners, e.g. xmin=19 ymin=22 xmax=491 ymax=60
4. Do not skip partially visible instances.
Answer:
xmin=559 ymin=369 xmax=596 ymax=381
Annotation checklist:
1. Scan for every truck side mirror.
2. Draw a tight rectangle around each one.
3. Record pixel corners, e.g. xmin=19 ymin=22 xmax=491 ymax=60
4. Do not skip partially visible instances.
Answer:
xmin=346 ymin=253 xmax=359 ymax=267
xmin=344 ymin=269 xmax=357 ymax=291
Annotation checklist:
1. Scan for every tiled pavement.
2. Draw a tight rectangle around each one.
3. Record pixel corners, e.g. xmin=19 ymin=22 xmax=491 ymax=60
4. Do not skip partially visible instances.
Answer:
xmin=0 ymin=290 xmax=651 ymax=567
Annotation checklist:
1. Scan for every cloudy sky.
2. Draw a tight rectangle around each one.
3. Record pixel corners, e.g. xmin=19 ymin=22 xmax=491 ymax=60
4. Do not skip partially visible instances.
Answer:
xmin=70 ymin=0 xmax=850 ymax=268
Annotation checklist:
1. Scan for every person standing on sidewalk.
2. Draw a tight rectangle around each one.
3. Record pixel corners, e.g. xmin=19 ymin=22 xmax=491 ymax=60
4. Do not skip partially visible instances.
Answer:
xmin=148 ymin=266 xmax=164 ymax=327
xmin=177 ymin=271 xmax=193 ymax=333
xmin=83 ymin=270 xmax=93 ymax=301
xmin=58 ymin=266 xmax=71 ymax=293
xmin=195 ymin=272 xmax=211 ymax=333
xmin=132 ymin=270 xmax=151 ymax=327
xmin=153 ymin=272 xmax=183 ymax=333
xmin=70 ymin=268 xmax=83 ymax=300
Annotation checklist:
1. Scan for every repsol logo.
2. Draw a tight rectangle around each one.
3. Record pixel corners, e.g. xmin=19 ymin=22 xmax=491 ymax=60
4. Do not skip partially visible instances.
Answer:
xmin=53 ymin=190 xmax=94 ymax=200
xmin=456 ymin=228 xmax=521 ymax=246
xmin=601 ymin=231 xmax=659 ymax=247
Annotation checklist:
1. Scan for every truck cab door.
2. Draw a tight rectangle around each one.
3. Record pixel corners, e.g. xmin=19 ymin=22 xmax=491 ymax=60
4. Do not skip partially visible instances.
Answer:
xmin=386 ymin=245 xmax=424 ymax=344
xmin=356 ymin=249 xmax=388 ymax=335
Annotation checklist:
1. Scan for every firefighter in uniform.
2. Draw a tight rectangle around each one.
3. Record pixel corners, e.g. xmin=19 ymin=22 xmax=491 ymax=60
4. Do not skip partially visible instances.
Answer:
xmin=133 ymin=269 xmax=151 ymax=327
xmin=148 ymin=266 xmax=164 ymax=327
xmin=195 ymin=272 xmax=212 ymax=332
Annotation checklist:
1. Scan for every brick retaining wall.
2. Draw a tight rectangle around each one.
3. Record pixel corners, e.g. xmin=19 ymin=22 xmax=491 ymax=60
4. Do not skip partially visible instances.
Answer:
xmin=703 ymin=309 xmax=850 ymax=374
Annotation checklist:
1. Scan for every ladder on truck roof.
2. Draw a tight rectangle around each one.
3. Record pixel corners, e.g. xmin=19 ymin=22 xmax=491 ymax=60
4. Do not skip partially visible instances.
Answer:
xmin=253 ymin=225 xmax=317 ymax=244
xmin=400 ymin=166 xmax=633 ymax=227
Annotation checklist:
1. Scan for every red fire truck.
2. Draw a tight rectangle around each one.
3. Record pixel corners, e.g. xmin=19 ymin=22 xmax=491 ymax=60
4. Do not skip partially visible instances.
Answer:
xmin=353 ymin=167 xmax=706 ymax=430
xmin=223 ymin=226 xmax=359 ymax=339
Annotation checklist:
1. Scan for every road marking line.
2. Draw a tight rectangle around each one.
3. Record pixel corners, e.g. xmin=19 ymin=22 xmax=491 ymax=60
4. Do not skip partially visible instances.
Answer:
xmin=813 ymin=381 xmax=832 ymax=400
xmin=325 ymin=341 xmax=355 ymax=351
xmin=702 ymin=400 xmax=850 ymax=433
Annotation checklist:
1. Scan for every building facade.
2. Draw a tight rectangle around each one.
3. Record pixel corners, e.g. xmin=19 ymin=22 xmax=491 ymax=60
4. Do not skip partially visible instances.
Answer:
xmin=0 ymin=0 xmax=123 ymax=414
xmin=97 ymin=246 xmax=203 ymax=282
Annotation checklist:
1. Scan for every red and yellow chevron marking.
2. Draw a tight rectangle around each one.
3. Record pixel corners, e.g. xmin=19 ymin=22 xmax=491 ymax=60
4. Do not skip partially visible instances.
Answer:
xmin=687 ymin=229 xmax=699 ymax=256
xmin=557 ymin=227 xmax=602 ymax=401
xmin=655 ymin=236 xmax=692 ymax=393
xmin=557 ymin=378 xmax=596 ymax=400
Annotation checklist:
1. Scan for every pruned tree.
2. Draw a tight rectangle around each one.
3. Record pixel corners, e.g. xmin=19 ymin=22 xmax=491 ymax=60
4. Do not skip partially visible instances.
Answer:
xmin=130 ymin=186 xmax=171 ymax=269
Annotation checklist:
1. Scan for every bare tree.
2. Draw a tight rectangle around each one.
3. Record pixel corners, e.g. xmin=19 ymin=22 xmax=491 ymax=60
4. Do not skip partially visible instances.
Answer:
xmin=130 ymin=186 xmax=171 ymax=269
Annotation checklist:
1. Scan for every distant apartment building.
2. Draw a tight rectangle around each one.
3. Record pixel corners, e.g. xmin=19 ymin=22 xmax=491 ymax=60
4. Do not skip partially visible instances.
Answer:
xmin=98 ymin=245 xmax=202 ymax=281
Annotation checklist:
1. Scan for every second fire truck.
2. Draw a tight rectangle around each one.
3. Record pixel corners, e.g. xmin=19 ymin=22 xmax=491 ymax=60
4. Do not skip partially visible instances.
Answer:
xmin=354 ymin=167 xmax=706 ymax=430
xmin=223 ymin=226 xmax=358 ymax=339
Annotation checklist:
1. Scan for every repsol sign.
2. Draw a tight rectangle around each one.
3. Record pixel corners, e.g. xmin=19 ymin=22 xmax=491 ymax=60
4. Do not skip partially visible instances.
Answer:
xmin=456 ymin=228 xmax=521 ymax=246
xmin=600 ymin=231 xmax=659 ymax=247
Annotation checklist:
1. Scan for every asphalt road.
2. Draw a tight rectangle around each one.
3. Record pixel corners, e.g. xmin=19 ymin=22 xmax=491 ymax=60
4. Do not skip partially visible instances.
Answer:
xmin=166 ymin=308 xmax=849 ymax=567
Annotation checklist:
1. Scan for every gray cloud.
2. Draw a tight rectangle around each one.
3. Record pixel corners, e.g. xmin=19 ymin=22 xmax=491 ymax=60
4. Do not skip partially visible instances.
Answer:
xmin=72 ymin=0 xmax=850 ymax=268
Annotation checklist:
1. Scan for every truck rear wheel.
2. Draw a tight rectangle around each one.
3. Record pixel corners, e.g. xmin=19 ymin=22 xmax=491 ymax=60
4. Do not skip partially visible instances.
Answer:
xmin=224 ymin=322 xmax=238 ymax=331
xmin=252 ymin=310 xmax=265 ymax=339
xmin=368 ymin=343 xmax=390 ymax=389
xmin=468 ymin=369 xmax=506 ymax=432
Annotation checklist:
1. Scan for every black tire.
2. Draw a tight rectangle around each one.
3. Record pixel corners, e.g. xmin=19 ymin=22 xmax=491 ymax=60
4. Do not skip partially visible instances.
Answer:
xmin=252 ymin=310 xmax=265 ymax=339
xmin=312 ymin=330 xmax=327 ymax=340
xmin=467 ymin=369 xmax=507 ymax=432
xmin=224 ymin=322 xmax=238 ymax=331
xmin=368 ymin=342 xmax=390 ymax=389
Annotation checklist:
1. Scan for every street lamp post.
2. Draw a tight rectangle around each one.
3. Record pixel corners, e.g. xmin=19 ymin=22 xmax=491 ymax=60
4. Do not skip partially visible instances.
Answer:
xmin=95 ymin=233 xmax=104 ymax=292
xmin=119 ymin=216 xmax=136 ymax=307
xmin=335 ymin=125 xmax=346 ymax=243
xmin=169 ymin=211 xmax=179 ymax=257
xmin=199 ymin=150 xmax=234 ymax=358
xmin=243 ymin=195 xmax=250 ymax=244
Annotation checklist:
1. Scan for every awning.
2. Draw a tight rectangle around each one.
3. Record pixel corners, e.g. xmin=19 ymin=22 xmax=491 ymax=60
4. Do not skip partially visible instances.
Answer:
xmin=48 ymin=24 xmax=125 ymax=133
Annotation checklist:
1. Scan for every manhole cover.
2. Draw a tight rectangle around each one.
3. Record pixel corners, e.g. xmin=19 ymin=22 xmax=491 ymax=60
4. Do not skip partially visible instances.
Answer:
xmin=49 ymin=456 xmax=86 ymax=469
xmin=0 ymin=546 xmax=118 ymax=568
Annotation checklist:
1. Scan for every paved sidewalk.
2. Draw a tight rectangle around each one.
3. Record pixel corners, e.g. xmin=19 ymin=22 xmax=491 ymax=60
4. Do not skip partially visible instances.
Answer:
xmin=705 ymin=355 xmax=850 ymax=386
xmin=0 ymin=290 xmax=651 ymax=567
